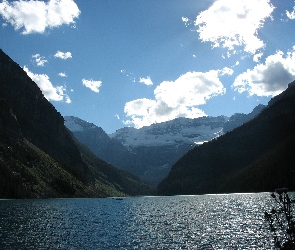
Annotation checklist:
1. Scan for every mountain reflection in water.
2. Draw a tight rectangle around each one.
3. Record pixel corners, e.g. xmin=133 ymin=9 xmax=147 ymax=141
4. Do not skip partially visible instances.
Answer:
xmin=0 ymin=193 xmax=274 ymax=249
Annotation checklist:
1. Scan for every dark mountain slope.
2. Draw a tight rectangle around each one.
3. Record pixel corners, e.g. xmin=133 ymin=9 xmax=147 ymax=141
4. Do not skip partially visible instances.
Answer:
xmin=65 ymin=108 xmax=264 ymax=187
xmin=223 ymin=104 xmax=265 ymax=133
xmin=0 ymin=49 xmax=85 ymax=176
xmin=64 ymin=116 xmax=144 ymax=177
xmin=0 ymin=49 xmax=153 ymax=198
xmin=158 ymin=81 xmax=295 ymax=195
xmin=65 ymin=116 xmax=193 ymax=186
xmin=75 ymin=139 xmax=153 ymax=196
xmin=222 ymin=131 xmax=295 ymax=193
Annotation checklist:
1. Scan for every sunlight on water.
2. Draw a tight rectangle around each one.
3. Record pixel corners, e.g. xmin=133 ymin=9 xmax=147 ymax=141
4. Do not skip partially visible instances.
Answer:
xmin=0 ymin=193 xmax=275 ymax=249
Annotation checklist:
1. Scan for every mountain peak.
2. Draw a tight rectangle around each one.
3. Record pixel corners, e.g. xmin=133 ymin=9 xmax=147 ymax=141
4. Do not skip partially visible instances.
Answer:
xmin=64 ymin=116 xmax=99 ymax=132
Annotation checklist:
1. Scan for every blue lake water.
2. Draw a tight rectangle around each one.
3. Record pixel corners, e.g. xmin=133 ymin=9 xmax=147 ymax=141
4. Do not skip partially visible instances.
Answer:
xmin=0 ymin=193 xmax=275 ymax=249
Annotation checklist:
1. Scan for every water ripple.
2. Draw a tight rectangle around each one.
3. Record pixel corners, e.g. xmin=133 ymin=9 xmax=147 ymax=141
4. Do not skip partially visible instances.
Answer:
xmin=0 ymin=193 xmax=275 ymax=249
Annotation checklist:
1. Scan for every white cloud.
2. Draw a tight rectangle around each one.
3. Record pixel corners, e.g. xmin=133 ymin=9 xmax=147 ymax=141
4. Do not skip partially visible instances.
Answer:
xmin=124 ymin=70 xmax=226 ymax=128
xmin=139 ymin=76 xmax=153 ymax=86
xmin=58 ymin=72 xmax=67 ymax=77
xmin=220 ymin=67 xmax=234 ymax=76
xmin=232 ymin=49 xmax=295 ymax=97
xmin=182 ymin=17 xmax=189 ymax=23
xmin=182 ymin=16 xmax=191 ymax=27
xmin=195 ymin=0 xmax=274 ymax=55
xmin=54 ymin=51 xmax=72 ymax=59
xmin=286 ymin=6 xmax=295 ymax=19
xmin=82 ymin=79 xmax=102 ymax=93
xmin=253 ymin=52 xmax=263 ymax=62
xmin=0 ymin=0 xmax=80 ymax=35
xmin=23 ymin=66 xmax=71 ymax=103
xmin=32 ymin=53 xmax=47 ymax=67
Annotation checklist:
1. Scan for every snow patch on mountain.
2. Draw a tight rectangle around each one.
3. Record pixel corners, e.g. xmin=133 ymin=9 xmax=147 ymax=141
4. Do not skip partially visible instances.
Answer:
xmin=109 ymin=116 xmax=229 ymax=147
xmin=64 ymin=116 xmax=97 ymax=132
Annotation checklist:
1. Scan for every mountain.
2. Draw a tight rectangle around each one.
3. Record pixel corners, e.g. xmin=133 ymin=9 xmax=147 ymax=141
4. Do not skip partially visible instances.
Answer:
xmin=66 ymin=115 xmax=229 ymax=186
xmin=110 ymin=116 xmax=230 ymax=186
xmin=65 ymin=107 xmax=265 ymax=187
xmin=109 ymin=112 xmax=264 ymax=186
xmin=0 ymin=49 xmax=153 ymax=198
xmin=64 ymin=116 xmax=143 ymax=175
xmin=110 ymin=116 xmax=228 ymax=147
xmin=223 ymin=104 xmax=266 ymax=133
xmin=157 ymin=81 xmax=295 ymax=195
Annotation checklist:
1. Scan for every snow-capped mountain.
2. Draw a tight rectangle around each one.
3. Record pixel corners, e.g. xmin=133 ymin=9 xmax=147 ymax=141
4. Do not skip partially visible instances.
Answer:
xmin=109 ymin=116 xmax=229 ymax=148
xmin=64 ymin=106 xmax=264 ymax=186
xmin=64 ymin=116 xmax=98 ymax=132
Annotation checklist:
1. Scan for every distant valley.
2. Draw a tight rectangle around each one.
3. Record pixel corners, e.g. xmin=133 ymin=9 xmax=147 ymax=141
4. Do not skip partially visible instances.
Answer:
xmin=65 ymin=104 xmax=265 ymax=186
xmin=1 ymin=47 xmax=293 ymax=198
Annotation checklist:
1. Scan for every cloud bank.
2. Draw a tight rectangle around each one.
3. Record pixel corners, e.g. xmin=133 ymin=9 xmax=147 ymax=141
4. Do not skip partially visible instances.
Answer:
xmin=0 ymin=0 xmax=80 ymax=34
xmin=233 ymin=48 xmax=295 ymax=96
xmin=195 ymin=0 xmax=274 ymax=55
xmin=24 ymin=66 xmax=71 ymax=103
xmin=82 ymin=79 xmax=102 ymax=93
xmin=124 ymin=69 xmax=229 ymax=128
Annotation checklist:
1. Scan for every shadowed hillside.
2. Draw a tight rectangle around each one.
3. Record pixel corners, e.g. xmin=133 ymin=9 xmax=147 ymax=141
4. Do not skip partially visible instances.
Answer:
xmin=0 ymin=49 xmax=153 ymax=198
xmin=158 ymin=81 xmax=295 ymax=195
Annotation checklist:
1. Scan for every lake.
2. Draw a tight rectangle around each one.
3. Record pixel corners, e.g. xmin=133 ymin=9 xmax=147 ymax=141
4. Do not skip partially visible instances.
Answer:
xmin=0 ymin=193 xmax=275 ymax=249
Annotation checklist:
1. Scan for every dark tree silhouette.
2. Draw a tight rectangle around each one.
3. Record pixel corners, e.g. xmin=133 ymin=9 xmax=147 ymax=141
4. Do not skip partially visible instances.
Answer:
xmin=265 ymin=188 xmax=295 ymax=249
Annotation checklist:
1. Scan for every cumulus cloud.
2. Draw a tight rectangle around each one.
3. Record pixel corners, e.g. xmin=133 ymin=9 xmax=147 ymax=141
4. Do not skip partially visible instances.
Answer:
xmin=54 ymin=51 xmax=72 ymax=59
xmin=0 ymin=0 xmax=80 ymax=34
xmin=24 ymin=66 xmax=71 ymax=103
xmin=82 ymin=79 xmax=102 ymax=93
xmin=220 ymin=67 xmax=234 ymax=76
xmin=58 ymin=72 xmax=67 ymax=77
xmin=139 ymin=76 xmax=153 ymax=86
xmin=233 ymin=49 xmax=295 ymax=96
xmin=253 ymin=52 xmax=263 ymax=62
xmin=124 ymin=70 xmax=228 ymax=128
xmin=32 ymin=54 xmax=47 ymax=67
xmin=286 ymin=6 xmax=295 ymax=19
xmin=195 ymin=0 xmax=274 ymax=55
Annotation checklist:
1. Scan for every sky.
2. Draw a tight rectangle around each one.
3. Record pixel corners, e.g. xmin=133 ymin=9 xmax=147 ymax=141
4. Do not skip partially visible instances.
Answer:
xmin=0 ymin=0 xmax=295 ymax=134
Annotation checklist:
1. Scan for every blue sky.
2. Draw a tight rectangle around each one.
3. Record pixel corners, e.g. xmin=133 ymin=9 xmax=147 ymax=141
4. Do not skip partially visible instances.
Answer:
xmin=0 ymin=0 xmax=295 ymax=134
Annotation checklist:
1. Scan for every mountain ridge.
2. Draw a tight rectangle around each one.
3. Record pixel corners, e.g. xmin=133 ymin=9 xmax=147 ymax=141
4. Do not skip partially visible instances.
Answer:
xmin=109 ymin=116 xmax=228 ymax=147
xmin=65 ymin=105 xmax=265 ymax=186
